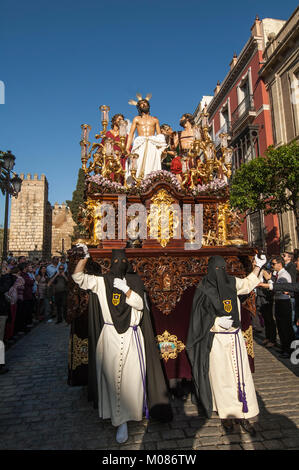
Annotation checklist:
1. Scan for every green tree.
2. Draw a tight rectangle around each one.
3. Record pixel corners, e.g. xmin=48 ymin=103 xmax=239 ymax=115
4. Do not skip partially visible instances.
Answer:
xmin=66 ymin=168 xmax=86 ymax=236
xmin=230 ymin=143 xmax=299 ymax=242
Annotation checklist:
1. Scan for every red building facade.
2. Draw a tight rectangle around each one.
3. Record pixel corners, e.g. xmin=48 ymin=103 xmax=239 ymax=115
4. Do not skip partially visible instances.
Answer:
xmin=195 ymin=16 xmax=286 ymax=254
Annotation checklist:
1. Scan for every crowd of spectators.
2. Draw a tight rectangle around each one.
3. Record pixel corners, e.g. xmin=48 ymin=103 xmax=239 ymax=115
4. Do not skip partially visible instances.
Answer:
xmin=0 ymin=253 xmax=69 ymax=374
xmin=256 ymin=250 xmax=299 ymax=359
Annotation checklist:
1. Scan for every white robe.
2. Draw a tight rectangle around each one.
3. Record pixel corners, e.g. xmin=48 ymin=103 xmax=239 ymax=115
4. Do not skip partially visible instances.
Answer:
xmin=0 ymin=340 xmax=4 ymax=365
xmin=209 ymin=272 xmax=260 ymax=419
xmin=72 ymin=272 xmax=145 ymax=427
xmin=127 ymin=134 xmax=167 ymax=181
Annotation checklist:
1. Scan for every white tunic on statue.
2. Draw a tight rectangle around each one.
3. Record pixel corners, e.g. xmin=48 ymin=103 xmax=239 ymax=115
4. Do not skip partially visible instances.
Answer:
xmin=127 ymin=134 xmax=167 ymax=180
xmin=72 ymin=271 xmax=145 ymax=427
xmin=209 ymin=272 xmax=260 ymax=420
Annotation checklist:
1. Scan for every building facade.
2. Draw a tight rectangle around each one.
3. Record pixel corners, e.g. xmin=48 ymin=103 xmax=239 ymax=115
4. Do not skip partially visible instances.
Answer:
xmin=8 ymin=173 xmax=75 ymax=260
xmin=194 ymin=15 xmax=287 ymax=254
xmin=51 ymin=202 xmax=76 ymax=256
xmin=259 ymin=6 xmax=299 ymax=252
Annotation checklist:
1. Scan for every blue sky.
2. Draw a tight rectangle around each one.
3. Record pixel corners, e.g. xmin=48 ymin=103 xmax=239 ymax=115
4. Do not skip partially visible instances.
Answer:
xmin=0 ymin=0 xmax=297 ymax=226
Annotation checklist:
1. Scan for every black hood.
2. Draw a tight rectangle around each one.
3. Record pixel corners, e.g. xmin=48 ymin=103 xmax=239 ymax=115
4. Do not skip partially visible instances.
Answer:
xmin=201 ymin=256 xmax=240 ymax=327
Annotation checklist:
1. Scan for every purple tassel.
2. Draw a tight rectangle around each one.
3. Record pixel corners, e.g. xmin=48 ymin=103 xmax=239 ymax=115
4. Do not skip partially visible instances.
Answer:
xmin=242 ymin=386 xmax=248 ymax=413
xmin=238 ymin=384 xmax=243 ymax=402
xmin=242 ymin=401 xmax=248 ymax=413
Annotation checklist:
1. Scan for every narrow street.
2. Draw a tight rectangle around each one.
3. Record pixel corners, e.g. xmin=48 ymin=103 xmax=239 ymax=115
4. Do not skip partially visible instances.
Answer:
xmin=0 ymin=320 xmax=299 ymax=451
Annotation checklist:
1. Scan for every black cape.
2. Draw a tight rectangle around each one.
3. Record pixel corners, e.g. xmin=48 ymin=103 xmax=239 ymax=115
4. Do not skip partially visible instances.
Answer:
xmin=186 ymin=285 xmax=215 ymax=418
xmin=87 ymin=283 xmax=173 ymax=423
xmin=186 ymin=255 xmax=239 ymax=418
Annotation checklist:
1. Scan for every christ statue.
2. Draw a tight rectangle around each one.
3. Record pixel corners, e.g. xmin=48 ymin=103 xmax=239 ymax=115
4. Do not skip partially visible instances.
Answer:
xmin=125 ymin=94 xmax=167 ymax=181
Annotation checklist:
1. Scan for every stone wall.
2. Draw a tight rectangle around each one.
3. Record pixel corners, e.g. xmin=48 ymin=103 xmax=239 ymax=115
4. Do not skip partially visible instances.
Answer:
xmin=51 ymin=202 xmax=76 ymax=256
xmin=9 ymin=173 xmax=51 ymax=260
xmin=8 ymin=173 xmax=75 ymax=260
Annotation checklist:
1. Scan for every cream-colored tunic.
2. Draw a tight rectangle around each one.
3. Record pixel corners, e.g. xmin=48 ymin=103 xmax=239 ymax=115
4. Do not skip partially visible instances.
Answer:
xmin=72 ymin=272 xmax=145 ymax=427
xmin=209 ymin=272 xmax=260 ymax=419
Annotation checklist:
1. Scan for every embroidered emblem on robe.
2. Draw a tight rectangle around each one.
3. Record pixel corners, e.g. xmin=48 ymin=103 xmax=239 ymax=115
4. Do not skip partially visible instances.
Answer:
xmin=223 ymin=299 xmax=232 ymax=313
xmin=156 ymin=330 xmax=185 ymax=362
xmin=112 ymin=293 xmax=121 ymax=306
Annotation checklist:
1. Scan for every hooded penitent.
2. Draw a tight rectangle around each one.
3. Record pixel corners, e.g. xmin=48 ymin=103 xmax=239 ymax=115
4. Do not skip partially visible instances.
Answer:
xmin=103 ymin=249 xmax=145 ymax=334
xmin=87 ymin=249 xmax=173 ymax=422
xmin=200 ymin=255 xmax=240 ymax=328
xmin=186 ymin=255 xmax=240 ymax=417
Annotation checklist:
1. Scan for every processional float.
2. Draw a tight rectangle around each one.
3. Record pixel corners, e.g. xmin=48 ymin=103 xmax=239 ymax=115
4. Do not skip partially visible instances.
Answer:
xmin=67 ymin=103 xmax=256 ymax=387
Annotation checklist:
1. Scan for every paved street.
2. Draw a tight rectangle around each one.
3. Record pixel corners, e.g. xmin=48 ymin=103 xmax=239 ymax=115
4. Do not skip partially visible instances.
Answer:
xmin=1 ymin=320 xmax=299 ymax=451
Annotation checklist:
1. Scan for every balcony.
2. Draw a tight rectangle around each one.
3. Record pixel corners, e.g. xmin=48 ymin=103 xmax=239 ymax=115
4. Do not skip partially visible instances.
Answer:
xmin=214 ymin=121 xmax=232 ymax=147
xmin=231 ymin=94 xmax=256 ymax=134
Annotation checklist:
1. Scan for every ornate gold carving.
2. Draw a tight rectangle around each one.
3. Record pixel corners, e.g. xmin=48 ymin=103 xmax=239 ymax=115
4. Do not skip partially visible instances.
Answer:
xmin=217 ymin=201 xmax=229 ymax=245
xmin=156 ymin=330 xmax=185 ymax=362
xmin=69 ymin=334 xmax=89 ymax=370
xmin=242 ymin=325 xmax=254 ymax=359
xmin=216 ymin=202 xmax=247 ymax=246
xmin=132 ymin=256 xmax=205 ymax=314
xmin=226 ymin=209 xmax=247 ymax=245
xmin=202 ymin=203 xmax=218 ymax=246
xmin=147 ymin=189 xmax=180 ymax=247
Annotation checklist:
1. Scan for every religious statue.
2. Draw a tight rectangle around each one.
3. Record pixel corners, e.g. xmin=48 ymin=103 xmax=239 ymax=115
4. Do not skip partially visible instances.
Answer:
xmin=160 ymin=124 xmax=177 ymax=172
xmin=171 ymin=113 xmax=195 ymax=183
xmin=125 ymin=93 xmax=167 ymax=181
xmin=102 ymin=113 xmax=128 ymax=171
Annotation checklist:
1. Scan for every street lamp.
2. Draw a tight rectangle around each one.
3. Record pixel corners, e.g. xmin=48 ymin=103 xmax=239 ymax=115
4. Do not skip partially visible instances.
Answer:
xmin=0 ymin=150 xmax=22 ymax=261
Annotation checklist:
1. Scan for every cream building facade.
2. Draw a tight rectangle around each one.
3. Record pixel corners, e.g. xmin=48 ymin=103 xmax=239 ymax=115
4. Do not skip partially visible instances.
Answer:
xmin=260 ymin=6 xmax=299 ymax=251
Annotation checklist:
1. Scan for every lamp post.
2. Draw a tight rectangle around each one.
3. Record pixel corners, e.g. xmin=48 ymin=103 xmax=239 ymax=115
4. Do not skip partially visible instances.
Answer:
xmin=0 ymin=150 xmax=22 ymax=261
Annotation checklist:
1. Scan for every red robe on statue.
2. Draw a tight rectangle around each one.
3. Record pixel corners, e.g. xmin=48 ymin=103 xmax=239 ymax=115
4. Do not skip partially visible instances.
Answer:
xmin=101 ymin=131 xmax=128 ymax=171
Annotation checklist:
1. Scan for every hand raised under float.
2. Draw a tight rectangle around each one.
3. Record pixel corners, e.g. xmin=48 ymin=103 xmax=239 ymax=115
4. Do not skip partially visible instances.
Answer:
xmin=113 ymin=277 xmax=130 ymax=294
xmin=218 ymin=315 xmax=234 ymax=330
xmin=254 ymin=254 xmax=267 ymax=268
xmin=75 ymin=243 xmax=90 ymax=258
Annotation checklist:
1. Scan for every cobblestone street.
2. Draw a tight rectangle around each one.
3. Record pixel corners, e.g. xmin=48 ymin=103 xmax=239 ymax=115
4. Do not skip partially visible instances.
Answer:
xmin=1 ymin=320 xmax=299 ymax=451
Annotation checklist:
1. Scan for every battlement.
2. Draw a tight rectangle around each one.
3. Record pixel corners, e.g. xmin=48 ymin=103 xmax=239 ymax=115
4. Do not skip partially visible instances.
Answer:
xmin=53 ymin=202 xmax=71 ymax=211
xmin=20 ymin=173 xmax=47 ymax=181
xmin=17 ymin=173 xmax=48 ymax=193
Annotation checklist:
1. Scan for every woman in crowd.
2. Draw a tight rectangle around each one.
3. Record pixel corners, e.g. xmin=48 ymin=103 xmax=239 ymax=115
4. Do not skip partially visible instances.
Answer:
xmin=36 ymin=265 xmax=50 ymax=321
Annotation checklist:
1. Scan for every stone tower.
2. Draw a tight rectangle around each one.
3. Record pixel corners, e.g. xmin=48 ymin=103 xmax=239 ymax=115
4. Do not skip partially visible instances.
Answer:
xmin=9 ymin=173 xmax=52 ymax=260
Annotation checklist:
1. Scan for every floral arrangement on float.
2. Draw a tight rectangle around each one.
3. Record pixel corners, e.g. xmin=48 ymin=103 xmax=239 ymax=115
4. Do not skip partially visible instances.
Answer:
xmin=87 ymin=173 xmax=127 ymax=194
xmin=87 ymin=170 xmax=183 ymax=195
xmin=87 ymin=171 xmax=228 ymax=197
xmin=191 ymin=178 xmax=229 ymax=197
xmin=137 ymin=170 xmax=182 ymax=194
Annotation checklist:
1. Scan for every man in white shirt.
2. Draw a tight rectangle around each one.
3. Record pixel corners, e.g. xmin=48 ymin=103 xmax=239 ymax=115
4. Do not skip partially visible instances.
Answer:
xmin=46 ymin=257 xmax=59 ymax=278
xmin=270 ymin=256 xmax=295 ymax=358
